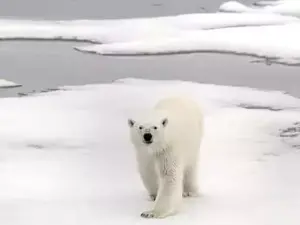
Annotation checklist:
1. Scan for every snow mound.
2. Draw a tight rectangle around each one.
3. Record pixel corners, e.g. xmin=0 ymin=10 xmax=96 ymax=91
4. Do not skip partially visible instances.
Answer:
xmin=219 ymin=1 xmax=251 ymax=13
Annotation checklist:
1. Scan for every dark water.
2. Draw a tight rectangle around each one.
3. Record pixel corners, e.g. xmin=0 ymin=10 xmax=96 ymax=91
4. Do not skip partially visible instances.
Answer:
xmin=0 ymin=0 xmax=253 ymax=19
xmin=0 ymin=0 xmax=300 ymax=98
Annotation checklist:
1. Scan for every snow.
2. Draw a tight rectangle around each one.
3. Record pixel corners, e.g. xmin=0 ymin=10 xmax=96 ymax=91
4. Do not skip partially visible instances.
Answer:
xmin=0 ymin=78 xmax=300 ymax=225
xmin=254 ymin=0 xmax=300 ymax=7
xmin=0 ymin=7 xmax=299 ymax=63
xmin=0 ymin=13 xmax=296 ymax=44
xmin=220 ymin=1 xmax=300 ymax=17
xmin=1 ymin=1 xmax=300 ymax=223
xmin=0 ymin=79 xmax=21 ymax=88
xmin=75 ymin=23 xmax=300 ymax=65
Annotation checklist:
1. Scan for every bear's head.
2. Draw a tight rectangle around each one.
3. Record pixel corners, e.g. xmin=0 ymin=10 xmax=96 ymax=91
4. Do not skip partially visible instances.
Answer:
xmin=127 ymin=115 xmax=168 ymax=152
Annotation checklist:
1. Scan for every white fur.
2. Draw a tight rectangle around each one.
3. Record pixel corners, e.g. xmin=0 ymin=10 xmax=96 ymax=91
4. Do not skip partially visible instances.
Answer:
xmin=128 ymin=97 xmax=204 ymax=218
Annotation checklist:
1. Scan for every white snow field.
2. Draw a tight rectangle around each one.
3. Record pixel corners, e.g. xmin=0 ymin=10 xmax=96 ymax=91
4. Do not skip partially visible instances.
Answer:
xmin=0 ymin=78 xmax=299 ymax=225
xmin=0 ymin=79 xmax=21 ymax=88
xmin=0 ymin=9 xmax=300 ymax=64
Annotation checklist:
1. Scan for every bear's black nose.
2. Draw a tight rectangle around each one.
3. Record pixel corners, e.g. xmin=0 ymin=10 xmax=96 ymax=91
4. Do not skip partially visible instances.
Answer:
xmin=143 ymin=133 xmax=153 ymax=143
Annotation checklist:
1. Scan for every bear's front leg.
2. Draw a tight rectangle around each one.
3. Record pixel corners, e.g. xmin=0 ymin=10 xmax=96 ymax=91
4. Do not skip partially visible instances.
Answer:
xmin=141 ymin=160 xmax=183 ymax=219
xmin=137 ymin=156 xmax=158 ymax=201
xmin=183 ymin=165 xmax=200 ymax=198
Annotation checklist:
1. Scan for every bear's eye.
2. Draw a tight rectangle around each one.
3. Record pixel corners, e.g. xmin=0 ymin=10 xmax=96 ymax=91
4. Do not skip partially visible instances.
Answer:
xmin=139 ymin=126 xmax=143 ymax=130
xmin=153 ymin=126 xmax=157 ymax=130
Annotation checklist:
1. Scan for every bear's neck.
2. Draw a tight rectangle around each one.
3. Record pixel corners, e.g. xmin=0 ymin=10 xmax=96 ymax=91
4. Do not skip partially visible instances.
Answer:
xmin=153 ymin=143 xmax=171 ymax=158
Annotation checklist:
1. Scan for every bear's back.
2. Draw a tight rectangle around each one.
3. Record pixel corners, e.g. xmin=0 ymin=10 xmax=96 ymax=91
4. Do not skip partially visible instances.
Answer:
xmin=154 ymin=96 xmax=203 ymax=152
xmin=154 ymin=96 xmax=203 ymax=126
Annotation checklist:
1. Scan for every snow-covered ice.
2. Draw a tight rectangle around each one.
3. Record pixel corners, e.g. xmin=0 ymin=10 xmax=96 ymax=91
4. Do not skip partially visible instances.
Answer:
xmin=220 ymin=0 xmax=300 ymax=17
xmin=254 ymin=0 xmax=300 ymax=7
xmin=75 ymin=23 xmax=300 ymax=65
xmin=0 ymin=6 xmax=300 ymax=64
xmin=0 ymin=79 xmax=21 ymax=88
xmin=0 ymin=78 xmax=299 ymax=225
xmin=1 ymin=1 xmax=300 ymax=224
xmin=0 ymin=13 xmax=296 ymax=44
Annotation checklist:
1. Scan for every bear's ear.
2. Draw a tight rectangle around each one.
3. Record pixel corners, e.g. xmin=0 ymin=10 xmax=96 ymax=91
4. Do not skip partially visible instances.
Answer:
xmin=161 ymin=118 xmax=168 ymax=127
xmin=128 ymin=119 xmax=135 ymax=127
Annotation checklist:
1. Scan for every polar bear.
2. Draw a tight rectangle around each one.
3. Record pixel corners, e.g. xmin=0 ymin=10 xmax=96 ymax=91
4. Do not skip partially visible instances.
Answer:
xmin=128 ymin=96 xmax=204 ymax=219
